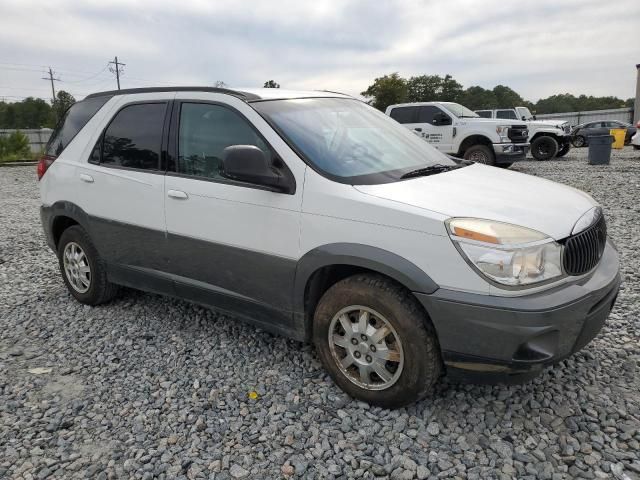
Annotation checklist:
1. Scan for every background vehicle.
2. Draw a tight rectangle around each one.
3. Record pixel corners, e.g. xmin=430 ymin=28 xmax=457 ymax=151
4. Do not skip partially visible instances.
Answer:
xmin=386 ymin=102 xmax=529 ymax=167
xmin=39 ymin=87 xmax=618 ymax=408
xmin=571 ymin=120 xmax=637 ymax=147
xmin=632 ymin=130 xmax=640 ymax=150
xmin=476 ymin=107 xmax=572 ymax=160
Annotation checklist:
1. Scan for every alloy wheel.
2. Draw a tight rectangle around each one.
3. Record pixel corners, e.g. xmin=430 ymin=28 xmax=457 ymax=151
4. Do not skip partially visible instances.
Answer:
xmin=63 ymin=242 xmax=91 ymax=293
xmin=328 ymin=305 xmax=404 ymax=391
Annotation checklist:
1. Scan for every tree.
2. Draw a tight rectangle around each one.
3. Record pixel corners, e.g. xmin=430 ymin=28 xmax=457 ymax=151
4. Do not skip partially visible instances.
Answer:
xmin=0 ymin=131 xmax=31 ymax=161
xmin=212 ymin=80 xmax=227 ymax=88
xmin=0 ymin=97 xmax=52 ymax=129
xmin=459 ymin=86 xmax=498 ymax=110
xmin=52 ymin=91 xmax=76 ymax=123
xmin=492 ymin=85 xmax=525 ymax=108
xmin=406 ymin=75 xmax=443 ymax=102
xmin=439 ymin=74 xmax=464 ymax=102
xmin=263 ymin=80 xmax=280 ymax=88
xmin=361 ymin=73 xmax=408 ymax=111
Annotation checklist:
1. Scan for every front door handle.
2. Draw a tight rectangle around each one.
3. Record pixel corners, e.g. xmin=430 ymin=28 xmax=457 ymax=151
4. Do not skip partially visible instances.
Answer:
xmin=414 ymin=127 xmax=422 ymax=132
xmin=79 ymin=173 xmax=94 ymax=183
xmin=167 ymin=190 xmax=188 ymax=200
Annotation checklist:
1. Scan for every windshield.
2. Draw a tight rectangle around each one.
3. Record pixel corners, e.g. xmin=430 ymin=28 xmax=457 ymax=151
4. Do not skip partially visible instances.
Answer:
xmin=516 ymin=107 xmax=533 ymax=120
xmin=252 ymin=98 xmax=456 ymax=184
xmin=442 ymin=103 xmax=479 ymax=118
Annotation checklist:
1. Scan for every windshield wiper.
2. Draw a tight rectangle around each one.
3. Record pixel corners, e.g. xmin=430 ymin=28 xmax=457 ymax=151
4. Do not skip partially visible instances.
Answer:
xmin=400 ymin=163 xmax=463 ymax=179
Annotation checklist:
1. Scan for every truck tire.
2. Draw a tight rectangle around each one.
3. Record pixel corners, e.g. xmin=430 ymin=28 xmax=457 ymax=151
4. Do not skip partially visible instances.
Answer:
xmin=313 ymin=274 xmax=441 ymax=408
xmin=531 ymin=136 xmax=559 ymax=161
xmin=572 ymin=135 xmax=586 ymax=148
xmin=463 ymin=145 xmax=495 ymax=166
xmin=556 ymin=143 xmax=571 ymax=157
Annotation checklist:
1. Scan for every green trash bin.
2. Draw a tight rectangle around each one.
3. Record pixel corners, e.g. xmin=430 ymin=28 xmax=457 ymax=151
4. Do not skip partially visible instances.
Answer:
xmin=588 ymin=134 xmax=614 ymax=165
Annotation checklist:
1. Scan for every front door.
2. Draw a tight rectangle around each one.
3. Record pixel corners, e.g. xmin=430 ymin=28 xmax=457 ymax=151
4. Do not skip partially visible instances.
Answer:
xmin=414 ymin=106 xmax=454 ymax=152
xmin=163 ymin=94 xmax=304 ymax=332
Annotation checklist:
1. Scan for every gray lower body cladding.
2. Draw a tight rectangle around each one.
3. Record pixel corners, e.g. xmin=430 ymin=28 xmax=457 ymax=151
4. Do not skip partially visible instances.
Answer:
xmin=415 ymin=240 xmax=620 ymax=380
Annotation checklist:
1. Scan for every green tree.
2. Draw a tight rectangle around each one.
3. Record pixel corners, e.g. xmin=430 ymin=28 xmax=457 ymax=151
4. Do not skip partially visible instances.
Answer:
xmin=263 ymin=80 xmax=280 ymax=88
xmin=406 ymin=75 xmax=442 ymax=102
xmin=492 ymin=85 xmax=525 ymax=108
xmin=0 ymin=97 xmax=52 ymax=129
xmin=52 ymin=91 xmax=76 ymax=124
xmin=459 ymin=86 xmax=498 ymax=110
xmin=0 ymin=131 xmax=31 ymax=161
xmin=439 ymin=74 xmax=464 ymax=102
xmin=361 ymin=73 xmax=408 ymax=111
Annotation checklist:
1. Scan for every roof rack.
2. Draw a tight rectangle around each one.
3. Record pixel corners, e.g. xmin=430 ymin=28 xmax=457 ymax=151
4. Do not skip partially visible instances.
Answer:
xmin=84 ymin=86 xmax=261 ymax=101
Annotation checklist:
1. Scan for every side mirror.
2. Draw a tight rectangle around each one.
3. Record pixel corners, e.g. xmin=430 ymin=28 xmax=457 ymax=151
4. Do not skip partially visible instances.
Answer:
xmin=220 ymin=145 xmax=292 ymax=193
xmin=521 ymin=116 xmax=527 ymax=121
xmin=432 ymin=113 xmax=452 ymax=126
xmin=532 ymin=115 xmax=537 ymax=120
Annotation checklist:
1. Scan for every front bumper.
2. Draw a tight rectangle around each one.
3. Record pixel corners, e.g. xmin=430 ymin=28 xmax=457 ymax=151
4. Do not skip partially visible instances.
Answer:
xmin=415 ymin=240 xmax=620 ymax=382
xmin=493 ymin=142 xmax=529 ymax=164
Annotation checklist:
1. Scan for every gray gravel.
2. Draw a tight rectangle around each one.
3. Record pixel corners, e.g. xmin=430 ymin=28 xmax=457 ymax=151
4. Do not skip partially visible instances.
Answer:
xmin=1 ymin=146 xmax=640 ymax=480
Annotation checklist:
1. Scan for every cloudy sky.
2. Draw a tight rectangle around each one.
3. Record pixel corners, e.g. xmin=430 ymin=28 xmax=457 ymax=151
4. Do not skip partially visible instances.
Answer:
xmin=1 ymin=0 xmax=638 ymax=103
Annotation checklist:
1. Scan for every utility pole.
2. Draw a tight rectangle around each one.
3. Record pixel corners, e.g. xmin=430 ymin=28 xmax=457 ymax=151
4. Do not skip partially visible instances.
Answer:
xmin=41 ymin=67 xmax=60 ymax=104
xmin=108 ymin=56 xmax=125 ymax=90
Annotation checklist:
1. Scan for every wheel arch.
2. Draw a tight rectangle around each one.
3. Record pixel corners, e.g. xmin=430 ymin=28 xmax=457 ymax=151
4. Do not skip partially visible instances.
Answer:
xmin=530 ymin=132 xmax=563 ymax=143
xmin=456 ymin=134 xmax=493 ymax=156
xmin=43 ymin=201 xmax=93 ymax=250
xmin=294 ymin=243 xmax=439 ymax=339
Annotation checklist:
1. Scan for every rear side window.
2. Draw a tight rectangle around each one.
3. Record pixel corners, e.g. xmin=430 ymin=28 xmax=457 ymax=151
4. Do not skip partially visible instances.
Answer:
xmin=389 ymin=107 xmax=417 ymax=124
xmin=45 ymin=95 xmax=112 ymax=157
xmin=476 ymin=110 xmax=492 ymax=118
xmin=496 ymin=110 xmax=517 ymax=120
xmin=101 ymin=103 xmax=167 ymax=170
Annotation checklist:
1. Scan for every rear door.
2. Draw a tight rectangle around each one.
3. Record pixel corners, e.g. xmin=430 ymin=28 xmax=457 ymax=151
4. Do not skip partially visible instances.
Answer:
xmin=75 ymin=94 xmax=173 ymax=292
xmin=163 ymin=93 xmax=305 ymax=330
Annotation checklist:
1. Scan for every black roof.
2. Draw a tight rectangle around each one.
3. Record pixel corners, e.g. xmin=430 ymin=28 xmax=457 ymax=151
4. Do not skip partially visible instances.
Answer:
xmin=84 ymin=86 xmax=261 ymax=101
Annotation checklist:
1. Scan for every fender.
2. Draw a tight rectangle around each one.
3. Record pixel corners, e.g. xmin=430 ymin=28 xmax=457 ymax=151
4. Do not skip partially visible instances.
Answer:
xmin=40 ymin=201 xmax=93 ymax=251
xmin=293 ymin=243 xmax=439 ymax=319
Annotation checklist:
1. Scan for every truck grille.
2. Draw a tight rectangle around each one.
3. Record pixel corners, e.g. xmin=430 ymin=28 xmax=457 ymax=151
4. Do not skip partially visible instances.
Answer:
xmin=562 ymin=214 xmax=607 ymax=276
xmin=508 ymin=125 xmax=528 ymax=143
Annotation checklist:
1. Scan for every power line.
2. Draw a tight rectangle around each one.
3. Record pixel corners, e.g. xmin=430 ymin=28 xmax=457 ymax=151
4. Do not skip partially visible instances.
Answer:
xmin=108 ymin=56 xmax=125 ymax=90
xmin=60 ymin=63 xmax=110 ymax=84
xmin=41 ymin=67 xmax=60 ymax=104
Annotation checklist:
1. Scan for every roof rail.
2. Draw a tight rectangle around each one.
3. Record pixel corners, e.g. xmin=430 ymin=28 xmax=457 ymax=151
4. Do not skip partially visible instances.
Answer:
xmin=84 ymin=86 xmax=261 ymax=101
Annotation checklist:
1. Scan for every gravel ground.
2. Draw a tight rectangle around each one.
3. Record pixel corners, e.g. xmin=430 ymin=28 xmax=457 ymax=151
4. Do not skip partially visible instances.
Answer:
xmin=1 ymin=146 xmax=639 ymax=480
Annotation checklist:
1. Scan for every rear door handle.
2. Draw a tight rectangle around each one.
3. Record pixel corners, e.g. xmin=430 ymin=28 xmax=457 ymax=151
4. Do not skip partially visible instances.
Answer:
xmin=167 ymin=190 xmax=188 ymax=200
xmin=79 ymin=173 xmax=94 ymax=183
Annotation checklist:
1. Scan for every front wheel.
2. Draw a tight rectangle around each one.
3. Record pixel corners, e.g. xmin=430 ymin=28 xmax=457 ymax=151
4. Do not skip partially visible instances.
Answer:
xmin=633 ymin=145 xmax=640 ymax=150
xmin=313 ymin=274 xmax=441 ymax=408
xmin=463 ymin=145 xmax=495 ymax=166
xmin=572 ymin=135 xmax=586 ymax=148
xmin=531 ymin=136 xmax=559 ymax=160
xmin=556 ymin=143 xmax=571 ymax=157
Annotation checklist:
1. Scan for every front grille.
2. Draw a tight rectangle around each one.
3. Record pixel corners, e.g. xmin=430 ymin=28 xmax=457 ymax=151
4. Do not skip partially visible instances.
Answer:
xmin=508 ymin=125 xmax=528 ymax=142
xmin=563 ymin=214 xmax=607 ymax=276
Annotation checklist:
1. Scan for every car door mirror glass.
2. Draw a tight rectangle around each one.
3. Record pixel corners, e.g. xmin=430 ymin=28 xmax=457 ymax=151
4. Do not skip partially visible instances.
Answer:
xmin=220 ymin=145 xmax=289 ymax=192
xmin=432 ymin=113 xmax=452 ymax=126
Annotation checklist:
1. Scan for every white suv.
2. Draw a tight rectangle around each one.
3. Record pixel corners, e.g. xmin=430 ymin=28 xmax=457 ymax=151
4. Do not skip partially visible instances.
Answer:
xmin=39 ymin=87 xmax=620 ymax=408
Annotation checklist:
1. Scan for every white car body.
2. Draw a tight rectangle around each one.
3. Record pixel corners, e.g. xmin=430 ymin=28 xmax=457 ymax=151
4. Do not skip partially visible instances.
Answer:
xmin=38 ymin=87 xmax=620 ymax=395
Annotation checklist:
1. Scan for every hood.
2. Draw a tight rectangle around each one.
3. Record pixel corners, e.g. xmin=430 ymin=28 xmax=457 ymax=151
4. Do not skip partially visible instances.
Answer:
xmin=529 ymin=119 xmax=567 ymax=128
xmin=354 ymin=164 xmax=597 ymax=240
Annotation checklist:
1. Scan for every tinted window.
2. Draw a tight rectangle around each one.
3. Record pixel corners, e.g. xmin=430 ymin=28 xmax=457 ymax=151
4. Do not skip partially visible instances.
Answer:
xmin=416 ymin=106 xmax=440 ymax=124
xmin=389 ymin=107 xmax=417 ymax=124
xmin=476 ymin=110 xmax=492 ymax=118
xmin=46 ymin=96 xmax=112 ymax=157
xmin=101 ymin=103 xmax=166 ymax=170
xmin=496 ymin=110 xmax=517 ymax=120
xmin=177 ymin=103 xmax=271 ymax=179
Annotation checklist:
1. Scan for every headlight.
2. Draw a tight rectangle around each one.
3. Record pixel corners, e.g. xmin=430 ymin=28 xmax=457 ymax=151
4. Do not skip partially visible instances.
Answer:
xmin=447 ymin=218 xmax=564 ymax=288
xmin=495 ymin=126 xmax=510 ymax=142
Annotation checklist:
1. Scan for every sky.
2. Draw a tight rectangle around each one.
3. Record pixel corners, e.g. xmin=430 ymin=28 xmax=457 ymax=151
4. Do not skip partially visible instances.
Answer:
xmin=1 ymin=0 xmax=639 ymax=104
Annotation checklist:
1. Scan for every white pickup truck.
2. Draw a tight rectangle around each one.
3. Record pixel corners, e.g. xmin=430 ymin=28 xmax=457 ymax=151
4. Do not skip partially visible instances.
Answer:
xmin=475 ymin=107 xmax=572 ymax=160
xmin=385 ymin=102 xmax=529 ymax=167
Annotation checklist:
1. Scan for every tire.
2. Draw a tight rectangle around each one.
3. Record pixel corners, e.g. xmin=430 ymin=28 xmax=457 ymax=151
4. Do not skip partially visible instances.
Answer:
xmin=497 ymin=162 xmax=513 ymax=169
xmin=634 ymin=145 xmax=640 ymax=151
xmin=531 ymin=136 xmax=559 ymax=161
xmin=462 ymin=145 xmax=495 ymax=166
xmin=556 ymin=143 xmax=571 ymax=157
xmin=313 ymin=274 xmax=441 ymax=408
xmin=572 ymin=135 xmax=586 ymax=148
xmin=57 ymin=225 xmax=118 ymax=305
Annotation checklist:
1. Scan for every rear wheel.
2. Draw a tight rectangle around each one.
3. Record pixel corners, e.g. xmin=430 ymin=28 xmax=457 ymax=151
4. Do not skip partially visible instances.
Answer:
xmin=531 ymin=136 xmax=559 ymax=160
xmin=463 ymin=145 xmax=495 ymax=166
xmin=313 ymin=274 xmax=441 ymax=408
xmin=633 ymin=145 xmax=640 ymax=150
xmin=57 ymin=226 xmax=118 ymax=305
xmin=572 ymin=135 xmax=586 ymax=148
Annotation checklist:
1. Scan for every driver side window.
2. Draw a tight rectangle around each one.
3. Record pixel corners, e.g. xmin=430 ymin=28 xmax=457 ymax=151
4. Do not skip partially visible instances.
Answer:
xmin=177 ymin=103 xmax=271 ymax=179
